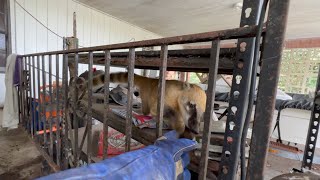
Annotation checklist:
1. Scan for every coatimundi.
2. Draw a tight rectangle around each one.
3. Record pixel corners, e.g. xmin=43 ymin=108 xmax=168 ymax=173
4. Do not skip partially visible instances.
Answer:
xmin=76 ymin=72 xmax=207 ymax=139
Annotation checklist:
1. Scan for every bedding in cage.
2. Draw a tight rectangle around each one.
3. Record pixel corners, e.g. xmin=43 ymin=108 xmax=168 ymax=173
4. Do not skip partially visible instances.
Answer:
xmin=29 ymin=81 xmax=64 ymax=134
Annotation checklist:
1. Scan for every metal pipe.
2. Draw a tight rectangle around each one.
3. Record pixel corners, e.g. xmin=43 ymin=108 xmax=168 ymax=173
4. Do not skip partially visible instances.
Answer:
xmin=87 ymin=51 xmax=94 ymax=163
xmin=73 ymin=53 xmax=79 ymax=166
xmin=28 ymin=56 xmax=34 ymax=138
xmin=37 ymin=56 xmax=42 ymax=140
xmin=48 ymin=55 xmax=54 ymax=158
xmin=62 ymin=53 xmax=69 ymax=169
xmin=302 ymin=64 xmax=320 ymax=169
xmin=20 ymin=57 xmax=25 ymax=126
xmin=55 ymin=54 xmax=61 ymax=167
xmin=22 ymin=25 xmax=262 ymax=56
xmin=246 ymin=0 xmax=290 ymax=179
xmin=32 ymin=56 xmax=37 ymax=136
xmin=103 ymin=50 xmax=111 ymax=159
xmin=156 ymin=45 xmax=168 ymax=138
xmin=125 ymin=48 xmax=135 ymax=152
xmin=218 ymin=0 xmax=263 ymax=179
xmin=42 ymin=55 xmax=48 ymax=146
xmin=199 ymin=40 xmax=221 ymax=180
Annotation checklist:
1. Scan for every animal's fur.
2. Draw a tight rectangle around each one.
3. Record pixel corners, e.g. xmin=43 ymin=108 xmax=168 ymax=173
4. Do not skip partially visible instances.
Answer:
xmin=77 ymin=72 xmax=207 ymax=139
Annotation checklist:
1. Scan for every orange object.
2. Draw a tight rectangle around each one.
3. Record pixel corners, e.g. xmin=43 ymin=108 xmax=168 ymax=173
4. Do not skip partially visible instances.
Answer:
xmin=39 ymin=81 xmax=63 ymax=118
xmin=37 ymin=126 xmax=61 ymax=135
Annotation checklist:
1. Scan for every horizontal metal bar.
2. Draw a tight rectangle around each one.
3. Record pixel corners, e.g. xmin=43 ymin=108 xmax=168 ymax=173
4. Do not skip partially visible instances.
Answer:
xmin=22 ymin=25 xmax=262 ymax=56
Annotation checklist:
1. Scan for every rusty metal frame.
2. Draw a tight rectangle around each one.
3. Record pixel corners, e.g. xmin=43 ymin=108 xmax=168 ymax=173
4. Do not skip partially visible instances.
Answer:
xmin=246 ymin=0 xmax=290 ymax=179
xmin=17 ymin=1 xmax=290 ymax=178
xmin=302 ymin=65 xmax=320 ymax=170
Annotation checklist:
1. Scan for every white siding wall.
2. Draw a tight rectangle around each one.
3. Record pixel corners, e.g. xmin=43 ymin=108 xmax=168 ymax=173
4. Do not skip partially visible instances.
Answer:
xmin=8 ymin=0 xmax=167 ymax=97
xmin=11 ymin=0 xmax=162 ymax=54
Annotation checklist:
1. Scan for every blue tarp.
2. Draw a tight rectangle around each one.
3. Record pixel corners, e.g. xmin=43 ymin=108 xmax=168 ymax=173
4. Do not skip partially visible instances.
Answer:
xmin=37 ymin=131 xmax=198 ymax=180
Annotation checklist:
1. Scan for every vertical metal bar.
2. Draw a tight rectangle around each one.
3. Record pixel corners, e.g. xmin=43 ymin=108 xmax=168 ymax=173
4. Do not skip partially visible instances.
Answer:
xmin=55 ymin=54 xmax=61 ymax=167
xmin=42 ymin=55 xmax=48 ymax=146
xmin=103 ymin=50 xmax=111 ymax=159
xmin=25 ymin=57 xmax=29 ymax=130
xmin=246 ymin=0 xmax=290 ymax=179
xmin=63 ymin=53 xmax=69 ymax=169
xmin=37 ymin=56 xmax=42 ymax=137
xmin=87 ymin=51 xmax=94 ymax=163
xmin=32 ymin=56 xmax=37 ymax=134
xmin=18 ymin=57 xmax=22 ymax=124
xmin=48 ymin=55 xmax=54 ymax=158
xmin=199 ymin=40 xmax=220 ymax=180
xmin=28 ymin=56 xmax=34 ymax=138
xmin=125 ymin=48 xmax=135 ymax=152
xmin=20 ymin=56 xmax=25 ymax=127
xmin=218 ymin=0 xmax=263 ymax=179
xmin=73 ymin=53 xmax=79 ymax=166
xmin=302 ymin=65 xmax=320 ymax=170
xmin=156 ymin=45 xmax=168 ymax=138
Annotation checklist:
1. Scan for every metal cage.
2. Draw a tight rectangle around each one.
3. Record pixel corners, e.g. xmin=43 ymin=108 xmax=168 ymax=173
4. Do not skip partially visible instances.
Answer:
xmin=17 ymin=0 xmax=290 ymax=179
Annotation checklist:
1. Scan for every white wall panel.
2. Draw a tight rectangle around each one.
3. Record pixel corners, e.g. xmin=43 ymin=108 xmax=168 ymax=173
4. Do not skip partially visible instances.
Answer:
xmin=8 ymin=0 xmax=180 ymax=95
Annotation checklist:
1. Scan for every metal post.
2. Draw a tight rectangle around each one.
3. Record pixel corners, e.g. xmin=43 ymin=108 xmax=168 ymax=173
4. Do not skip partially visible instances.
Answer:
xmin=62 ymin=53 xmax=69 ymax=169
xmin=28 ymin=56 xmax=34 ymax=138
xmin=218 ymin=0 xmax=263 ymax=179
xmin=37 ymin=56 xmax=42 ymax=140
xmin=199 ymin=40 xmax=221 ymax=180
xmin=302 ymin=65 xmax=320 ymax=169
xmin=156 ymin=45 xmax=168 ymax=138
xmin=32 ymin=56 xmax=37 ymax=134
xmin=246 ymin=0 xmax=290 ymax=179
xmin=42 ymin=55 xmax=48 ymax=146
xmin=48 ymin=55 xmax=54 ymax=158
xmin=87 ymin=51 xmax=94 ymax=163
xmin=103 ymin=50 xmax=111 ymax=159
xmin=20 ymin=57 xmax=25 ymax=126
xmin=55 ymin=54 xmax=61 ymax=167
xmin=73 ymin=53 xmax=79 ymax=166
xmin=125 ymin=48 xmax=135 ymax=152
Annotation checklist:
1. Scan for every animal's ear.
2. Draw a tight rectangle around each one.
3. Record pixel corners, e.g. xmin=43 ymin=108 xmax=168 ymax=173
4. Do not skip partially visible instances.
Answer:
xmin=182 ymin=82 xmax=191 ymax=90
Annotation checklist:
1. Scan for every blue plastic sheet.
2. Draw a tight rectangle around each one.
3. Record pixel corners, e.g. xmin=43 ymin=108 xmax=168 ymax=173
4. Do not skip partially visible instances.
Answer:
xmin=37 ymin=130 xmax=198 ymax=180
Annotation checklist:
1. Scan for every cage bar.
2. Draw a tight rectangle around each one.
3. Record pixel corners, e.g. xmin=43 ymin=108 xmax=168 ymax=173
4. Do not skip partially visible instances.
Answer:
xmin=125 ymin=48 xmax=135 ymax=152
xmin=23 ymin=25 xmax=262 ymax=57
xmin=87 ymin=51 xmax=94 ymax=163
xmin=246 ymin=0 xmax=290 ymax=179
xmin=62 ymin=53 xmax=69 ymax=169
xmin=218 ymin=0 xmax=263 ymax=179
xmin=48 ymin=55 xmax=54 ymax=158
xmin=302 ymin=65 xmax=320 ymax=169
xmin=32 ymin=56 xmax=36 ymax=137
xmin=103 ymin=50 xmax=111 ymax=159
xmin=156 ymin=45 xmax=168 ymax=138
xmin=55 ymin=54 xmax=61 ymax=167
xmin=199 ymin=40 xmax=221 ymax=180
xmin=42 ymin=55 xmax=48 ymax=146
xmin=37 ymin=56 xmax=42 ymax=138
xmin=27 ymin=56 xmax=34 ymax=137
xmin=73 ymin=53 xmax=79 ymax=166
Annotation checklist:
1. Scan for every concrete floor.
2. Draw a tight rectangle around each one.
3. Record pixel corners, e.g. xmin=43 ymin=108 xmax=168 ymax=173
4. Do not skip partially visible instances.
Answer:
xmin=0 ymin=108 xmax=43 ymax=180
xmin=0 ymin=108 xmax=320 ymax=180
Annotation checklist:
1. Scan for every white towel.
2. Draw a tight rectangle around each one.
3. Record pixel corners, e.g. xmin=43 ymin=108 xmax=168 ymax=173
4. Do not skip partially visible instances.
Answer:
xmin=2 ymin=54 xmax=19 ymax=130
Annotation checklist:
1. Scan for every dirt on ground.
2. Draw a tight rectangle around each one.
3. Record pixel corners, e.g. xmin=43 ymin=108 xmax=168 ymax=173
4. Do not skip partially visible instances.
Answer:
xmin=0 ymin=126 xmax=43 ymax=180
